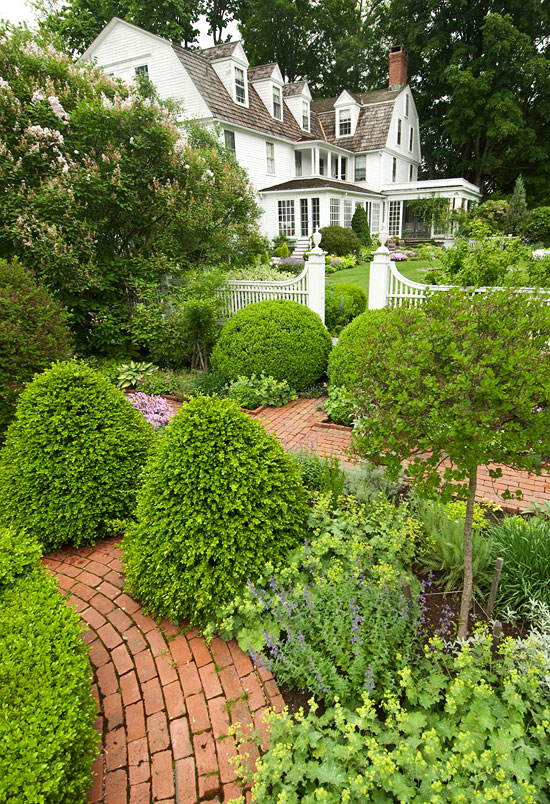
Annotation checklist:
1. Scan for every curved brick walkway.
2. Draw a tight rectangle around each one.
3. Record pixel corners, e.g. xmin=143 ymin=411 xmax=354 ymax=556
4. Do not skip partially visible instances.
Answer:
xmin=43 ymin=538 xmax=283 ymax=804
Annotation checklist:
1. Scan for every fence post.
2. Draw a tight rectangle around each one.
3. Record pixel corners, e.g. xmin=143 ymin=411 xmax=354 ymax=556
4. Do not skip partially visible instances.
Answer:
xmin=369 ymin=230 xmax=391 ymax=309
xmin=306 ymin=229 xmax=326 ymax=325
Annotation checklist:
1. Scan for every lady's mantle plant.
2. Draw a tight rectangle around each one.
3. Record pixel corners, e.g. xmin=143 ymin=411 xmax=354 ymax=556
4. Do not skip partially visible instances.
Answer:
xmin=123 ymin=396 xmax=308 ymax=627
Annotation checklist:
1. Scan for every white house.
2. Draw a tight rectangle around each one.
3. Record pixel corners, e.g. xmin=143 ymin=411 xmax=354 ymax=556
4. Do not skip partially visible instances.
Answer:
xmin=83 ymin=20 xmax=481 ymax=244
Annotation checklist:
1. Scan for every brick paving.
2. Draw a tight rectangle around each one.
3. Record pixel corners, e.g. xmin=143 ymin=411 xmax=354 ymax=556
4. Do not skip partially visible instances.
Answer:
xmin=43 ymin=539 xmax=282 ymax=804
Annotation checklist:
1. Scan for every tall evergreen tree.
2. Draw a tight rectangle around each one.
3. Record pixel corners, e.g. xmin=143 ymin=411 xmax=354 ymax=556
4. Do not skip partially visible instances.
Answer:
xmin=506 ymin=175 xmax=528 ymax=235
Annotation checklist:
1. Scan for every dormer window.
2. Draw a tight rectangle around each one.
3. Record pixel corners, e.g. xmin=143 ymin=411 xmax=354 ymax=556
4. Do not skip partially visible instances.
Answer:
xmin=272 ymin=85 xmax=282 ymax=120
xmin=302 ymin=101 xmax=310 ymax=131
xmin=235 ymin=67 xmax=246 ymax=104
xmin=338 ymin=108 xmax=351 ymax=136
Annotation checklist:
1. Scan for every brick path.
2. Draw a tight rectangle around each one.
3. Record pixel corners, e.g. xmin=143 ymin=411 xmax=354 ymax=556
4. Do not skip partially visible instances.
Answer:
xmin=43 ymin=538 xmax=283 ymax=804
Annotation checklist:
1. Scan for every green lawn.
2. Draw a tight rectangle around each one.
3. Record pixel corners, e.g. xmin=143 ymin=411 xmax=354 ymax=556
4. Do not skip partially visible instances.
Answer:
xmin=328 ymin=259 xmax=441 ymax=302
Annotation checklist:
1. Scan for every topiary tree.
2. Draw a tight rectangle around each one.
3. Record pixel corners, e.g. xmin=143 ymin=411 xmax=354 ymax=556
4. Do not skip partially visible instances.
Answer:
xmin=523 ymin=206 xmax=550 ymax=246
xmin=123 ymin=396 xmax=308 ymax=626
xmin=351 ymin=289 xmax=550 ymax=638
xmin=211 ymin=300 xmax=332 ymax=390
xmin=0 ymin=528 xmax=98 ymax=802
xmin=0 ymin=260 xmax=73 ymax=434
xmin=351 ymin=205 xmax=372 ymax=248
xmin=506 ymin=175 xmax=528 ymax=235
xmin=319 ymin=225 xmax=361 ymax=256
xmin=0 ymin=361 xmax=154 ymax=550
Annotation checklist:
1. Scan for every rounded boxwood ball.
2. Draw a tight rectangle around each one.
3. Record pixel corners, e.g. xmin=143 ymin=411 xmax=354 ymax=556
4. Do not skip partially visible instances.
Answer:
xmin=0 ymin=360 xmax=155 ymax=550
xmin=211 ymin=300 xmax=332 ymax=390
xmin=123 ymin=395 xmax=309 ymax=627
xmin=328 ymin=309 xmax=392 ymax=389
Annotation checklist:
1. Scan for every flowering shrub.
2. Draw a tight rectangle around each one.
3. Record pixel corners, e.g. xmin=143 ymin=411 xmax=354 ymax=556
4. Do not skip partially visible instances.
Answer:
xmin=278 ymin=256 xmax=304 ymax=272
xmin=390 ymin=251 xmax=408 ymax=261
xmin=325 ymin=254 xmax=358 ymax=273
xmin=127 ymin=392 xmax=175 ymax=429
xmin=136 ymin=369 xmax=180 ymax=396
xmin=243 ymin=632 xmax=550 ymax=803
xmin=211 ymin=498 xmax=421 ymax=705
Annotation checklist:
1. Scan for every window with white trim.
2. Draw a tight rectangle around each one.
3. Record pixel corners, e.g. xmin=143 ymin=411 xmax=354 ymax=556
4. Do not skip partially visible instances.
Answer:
xmin=409 ymin=127 xmax=413 ymax=151
xmin=272 ymin=85 xmax=282 ymax=120
xmin=278 ymin=200 xmax=295 ymax=236
xmin=330 ymin=198 xmax=340 ymax=225
xmin=405 ymin=94 xmax=409 ymax=118
xmin=331 ymin=154 xmax=338 ymax=179
xmin=224 ymin=129 xmax=236 ymax=156
xmin=340 ymin=157 xmax=347 ymax=181
xmin=312 ymin=197 xmax=320 ymax=230
xmin=389 ymin=201 xmax=402 ymax=236
xmin=302 ymin=101 xmax=310 ymax=131
xmin=392 ymin=157 xmax=397 ymax=182
xmin=235 ymin=67 xmax=246 ymax=104
xmin=397 ymin=119 xmax=402 ymax=146
xmin=355 ymin=154 xmax=366 ymax=181
xmin=409 ymin=163 xmax=414 ymax=181
xmin=370 ymin=202 xmax=381 ymax=233
xmin=338 ymin=108 xmax=351 ymax=136
xmin=266 ymin=142 xmax=275 ymax=174
xmin=135 ymin=64 xmax=149 ymax=77
xmin=319 ymin=156 xmax=325 ymax=176
xmin=295 ymin=151 xmax=302 ymax=177
xmin=343 ymin=199 xmax=353 ymax=228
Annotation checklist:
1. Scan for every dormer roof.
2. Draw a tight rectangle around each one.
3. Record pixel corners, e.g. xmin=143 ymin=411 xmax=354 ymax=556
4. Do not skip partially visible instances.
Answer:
xmin=312 ymin=88 xmax=403 ymax=151
xmin=200 ymin=41 xmax=243 ymax=61
xmin=248 ymin=63 xmax=279 ymax=81
xmin=283 ymin=81 xmax=311 ymax=99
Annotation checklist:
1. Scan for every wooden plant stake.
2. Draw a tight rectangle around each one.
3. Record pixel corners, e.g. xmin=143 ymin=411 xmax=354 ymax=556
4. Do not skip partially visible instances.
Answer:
xmin=402 ymin=582 xmax=413 ymax=607
xmin=486 ymin=557 xmax=504 ymax=618
xmin=491 ymin=620 xmax=503 ymax=657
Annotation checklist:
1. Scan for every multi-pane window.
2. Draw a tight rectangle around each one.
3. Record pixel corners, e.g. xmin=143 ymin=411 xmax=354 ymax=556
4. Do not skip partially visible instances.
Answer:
xmin=319 ymin=157 xmax=325 ymax=176
xmin=278 ymin=200 xmax=295 ymax=236
xmin=340 ymin=157 xmax=347 ymax=181
xmin=235 ymin=67 xmax=246 ymax=104
xmin=405 ymin=94 xmax=409 ymax=117
xmin=370 ymin=202 xmax=380 ymax=233
xmin=392 ymin=157 xmax=397 ymax=182
xmin=273 ymin=85 xmax=282 ymax=120
xmin=343 ymin=199 xmax=353 ymax=228
xmin=338 ymin=109 xmax=351 ymax=136
xmin=224 ymin=129 xmax=236 ymax=156
xmin=389 ymin=200 xmax=402 ymax=236
xmin=302 ymin=101 xmax=310 ymax=131
xmin=409 ymin=127 xmax=413 ymax=151
xmin=135 ymin=64 xmax=149 ymax=77
xmin=295 ymin=151 xmax=302 ymax=177
xmin=312 ymin=197 xmax=320 ymax=231
xmin=397 ymin=119 xmax=402 ymax=146
xmin=266 ymin=142 xmax=275 ymax=174
xmin=300 ymin=198 xmax=309 ymax=236
xmin=355 ymin=155 xmax=366 ymax=181
xmin=330 ymin=198 xmax=340 ymax=226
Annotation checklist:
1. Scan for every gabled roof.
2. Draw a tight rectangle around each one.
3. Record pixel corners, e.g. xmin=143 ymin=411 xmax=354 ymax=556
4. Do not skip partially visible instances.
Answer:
xmin=311 ymin=87 xmax=401 ymax=114
xmin=172 ymin=45 xmax=322 ymax=142
xmin=313 ymin=88 xmax=403 ymax=151
xmin=261 ymin=178 xmax=381 ymax=196
xmin=200 ymin=41 xmax=242 ymax=61
xmin=283 ymin=81 xmax=308 ymax=97
xmin=248 ymin=63 xmax=279 ymax=80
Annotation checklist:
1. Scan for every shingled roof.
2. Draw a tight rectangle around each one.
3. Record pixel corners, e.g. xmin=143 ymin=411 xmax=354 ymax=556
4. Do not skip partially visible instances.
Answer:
xmin=283 ymin=81 xmax=308 ymax=97
xmin=200 ymin=41 xmax=242 ymax=61
xmin=317 ymin=101 xmax=397 ymax=151
xmin=260 ymin=178 xmax=381 ymax=195
xmin=311 ymin=87 xmax=401 ymax=113
xmin=172 ymin=45 xmax=323 ymax=141
xmin=248 ymin=63 xmax=278 ymax=80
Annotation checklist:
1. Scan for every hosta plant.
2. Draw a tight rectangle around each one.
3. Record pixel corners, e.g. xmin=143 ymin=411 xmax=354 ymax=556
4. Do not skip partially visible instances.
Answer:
xmin=116 ymin=361 xmax=158 ymax=390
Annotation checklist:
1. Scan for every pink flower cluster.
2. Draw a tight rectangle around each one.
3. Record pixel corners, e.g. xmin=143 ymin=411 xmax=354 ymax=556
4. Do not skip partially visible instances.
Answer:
xmin=390 ymin=251 xmax=408 ymax=261
xmin=127 ymin=392 xmax=175 ymax=429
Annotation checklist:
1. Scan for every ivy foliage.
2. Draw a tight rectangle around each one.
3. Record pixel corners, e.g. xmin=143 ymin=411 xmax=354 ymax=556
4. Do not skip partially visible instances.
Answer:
xmin=0 ymin=529 xmax=98 ymax=803
xmin=211 ymin=300 xmax=332 ymax=391
xmin=123 ymin=396 xmax=308 ymax=627
xmin=0 ymin=259 xmax=73 ymax=435
xmin=0 ymin=361 xmax=154 ymax=550
xmin=407 ymin=195 xmax=450 ymax=229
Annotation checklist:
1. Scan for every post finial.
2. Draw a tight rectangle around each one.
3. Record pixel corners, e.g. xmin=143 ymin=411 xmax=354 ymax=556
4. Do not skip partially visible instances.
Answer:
xmin=312 ymin=228 xmax=322 ymax=248
xmin=379 ymin=230 xmax=389 ymax=247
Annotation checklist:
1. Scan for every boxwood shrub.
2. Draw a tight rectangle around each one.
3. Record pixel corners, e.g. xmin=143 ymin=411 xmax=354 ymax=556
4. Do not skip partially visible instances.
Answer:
xmin=319 ymin=225 xmax=361 ymax=256
xmin=0 ymin=260 xmax=73 ymax=434
xmin=0 ymin=529 xmax=98 ymax=803
xmin=211 ymin=300 xmax=332 ymax=390
xmin=123 ymin=396 xmax=308 ymax=627
xmin=328 ymin=309 xmax=392 ymax=390
xmin=0 ymin=361 xmax=154 ymax=550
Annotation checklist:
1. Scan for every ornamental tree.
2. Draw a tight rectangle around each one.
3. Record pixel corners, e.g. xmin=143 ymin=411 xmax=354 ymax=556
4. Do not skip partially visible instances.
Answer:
xmin=351 ymin=205 xmax=372 ymax=248
xmin=352 ymin=289 xmax=550 ymax=637
xmin=0 ymin=26 xmax=262 ymax=352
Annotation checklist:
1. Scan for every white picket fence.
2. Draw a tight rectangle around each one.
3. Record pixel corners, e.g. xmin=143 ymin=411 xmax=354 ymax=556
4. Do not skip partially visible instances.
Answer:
xmin=220 ymin=231 xmax=327 ymax=324
xmin=369 ymin=232 xmax=550 ymax=309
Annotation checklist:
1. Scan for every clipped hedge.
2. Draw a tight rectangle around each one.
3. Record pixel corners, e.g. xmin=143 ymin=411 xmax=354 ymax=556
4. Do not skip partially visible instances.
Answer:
xmin=0 ymin=529 xmax=98 ymax=803
xmin=0 ymin=361 xmax=154 ymax=550
xmin=123 ymin=396 xmax=308 ymax=627
xmin=211 ymin=300 xmax=332 ymax=390
xmin=319 ymin=225 xmax=361 ymax=256
xmin=0 ymin=260 xmax=73 ymax=434
xmin=328 ymin=309 xmax=392 ymax=390
xmin=325 ymin=281 xmax=367 ymax=334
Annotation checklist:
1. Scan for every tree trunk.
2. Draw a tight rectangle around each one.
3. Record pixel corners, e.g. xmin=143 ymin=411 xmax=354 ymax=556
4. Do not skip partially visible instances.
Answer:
xmin=457 ymin=469 xmax=478 ymax=640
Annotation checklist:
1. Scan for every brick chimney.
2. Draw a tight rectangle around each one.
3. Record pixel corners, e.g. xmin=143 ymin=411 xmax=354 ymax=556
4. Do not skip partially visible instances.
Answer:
xmin=389 ymin=45 xmax=408 ymax=90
